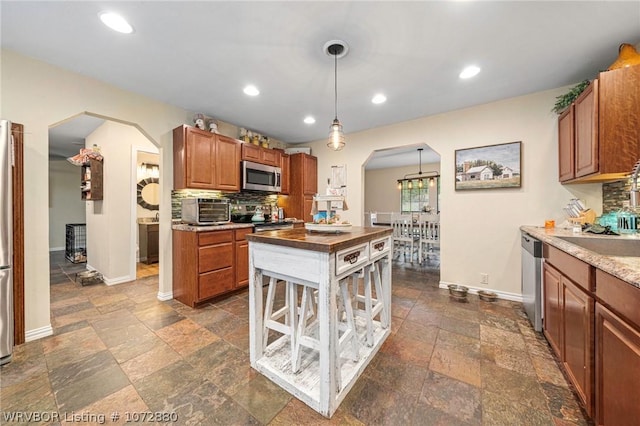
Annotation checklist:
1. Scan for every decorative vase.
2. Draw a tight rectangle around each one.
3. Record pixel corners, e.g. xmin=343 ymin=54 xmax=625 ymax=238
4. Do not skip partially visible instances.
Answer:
xmin=608 ymin=43 xmax=640 ymax=70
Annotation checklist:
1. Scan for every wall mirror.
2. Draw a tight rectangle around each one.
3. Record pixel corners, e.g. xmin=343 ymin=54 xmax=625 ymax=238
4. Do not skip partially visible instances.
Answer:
xmin=137 ymin=177 xmax=159 ymax=210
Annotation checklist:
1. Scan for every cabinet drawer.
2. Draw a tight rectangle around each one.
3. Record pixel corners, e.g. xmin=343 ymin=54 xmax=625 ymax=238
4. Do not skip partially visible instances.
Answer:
xmin=544 ymin=244 xmax=593 ymax=292
xmin=370 ymin=236 xmax=391 ymax=259
xmin=335 ymin=243 xmax=369 ymax=276
xmin=199 ymin=230 xmax=233 ymax=246
xmin=199 ymin=267 xmax=234 ymax=300
xmin=235 ymin=227 xmax=254 ymax=241
xmin=198 ymin=243 xmax=233 ymax=273
xmin=596 ymin=269 xmax=640 ymax=329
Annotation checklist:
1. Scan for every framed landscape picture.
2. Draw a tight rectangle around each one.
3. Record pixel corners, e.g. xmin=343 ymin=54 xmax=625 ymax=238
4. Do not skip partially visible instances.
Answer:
xmin=455 ymin=141 xmax=522 ymax=190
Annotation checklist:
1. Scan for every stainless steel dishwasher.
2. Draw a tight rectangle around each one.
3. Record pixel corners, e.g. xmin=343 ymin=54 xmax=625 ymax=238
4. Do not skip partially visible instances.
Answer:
xmin=521 ymin=232 xmax=543 ymax=332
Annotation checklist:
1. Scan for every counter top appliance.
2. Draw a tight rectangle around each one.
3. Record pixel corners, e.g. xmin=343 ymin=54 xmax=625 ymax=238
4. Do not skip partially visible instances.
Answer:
xmin=242 ymin=160 xmax=281 ymax=192
xmin=180 ymin=198 xmax=230 ymax=225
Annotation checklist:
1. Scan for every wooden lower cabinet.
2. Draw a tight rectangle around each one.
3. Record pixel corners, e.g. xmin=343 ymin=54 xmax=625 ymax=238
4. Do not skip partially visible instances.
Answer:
xmin=173 ymin=228 xmax=251 ymax=307
xmin=595 ymin=303 xmax=640 ymax=426
xmin=139 ymin=223 xmax=159 ymax=264
xmin=543 ymin=245 xmax=594 ymax=417
xmin=562 ymin=278 xmax=594 ymax=413
xmin=543 ymin=262 xmax=563 ymax=357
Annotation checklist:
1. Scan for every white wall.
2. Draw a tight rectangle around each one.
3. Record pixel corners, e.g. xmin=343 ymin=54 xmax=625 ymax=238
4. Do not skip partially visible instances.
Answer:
xmin=1 ymin=49 xmax=191 ymax=338
xmin=85 ymin=121 xmax=157 ymax=284
xmin=48 ymin=159 xmax=86 ymax=250
xmin=365 ymin=162 xmax=440 ymax=213
xmin=307 ymin=89 xmax=602 ymax=297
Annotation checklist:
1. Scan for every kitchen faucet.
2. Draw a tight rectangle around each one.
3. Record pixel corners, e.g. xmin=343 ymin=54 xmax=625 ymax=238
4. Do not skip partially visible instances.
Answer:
xmin=631 ymin=159 xmax=640 ymax=208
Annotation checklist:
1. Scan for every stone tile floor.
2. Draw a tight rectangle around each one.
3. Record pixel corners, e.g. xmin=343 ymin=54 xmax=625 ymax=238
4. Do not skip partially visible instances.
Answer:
xmin=0 ymin=253 xmax=590 ymax=425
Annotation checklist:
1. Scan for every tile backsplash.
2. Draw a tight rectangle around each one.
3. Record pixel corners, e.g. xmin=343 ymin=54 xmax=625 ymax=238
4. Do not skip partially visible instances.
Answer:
xmin=602 ymin=177 xmax=631 ymax=213
xmin=171 ymin=189 xmax=279 ymax=219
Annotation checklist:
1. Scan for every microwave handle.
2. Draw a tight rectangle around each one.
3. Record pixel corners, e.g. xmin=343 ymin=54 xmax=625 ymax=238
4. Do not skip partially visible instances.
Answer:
xmin=276 ymin=171 xmax=281 ymax=188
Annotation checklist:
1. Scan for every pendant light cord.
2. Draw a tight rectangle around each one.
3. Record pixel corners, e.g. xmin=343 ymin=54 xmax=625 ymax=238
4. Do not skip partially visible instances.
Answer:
xmin=334 ymin=53 xmax=338 ymax=121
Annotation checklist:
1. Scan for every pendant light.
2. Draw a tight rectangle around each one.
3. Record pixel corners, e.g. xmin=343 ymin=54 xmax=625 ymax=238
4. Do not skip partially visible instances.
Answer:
xmin=326 ymin=41 xmax=347 ymax=151
xmin=396 ymin=148 xmax=440 ymax=190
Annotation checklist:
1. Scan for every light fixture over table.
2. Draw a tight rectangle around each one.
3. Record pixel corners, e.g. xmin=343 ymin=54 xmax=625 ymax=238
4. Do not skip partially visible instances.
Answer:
xmin=325 ymin=40 xmax=348 ymax=151
xmin=397 ymin=148 xmax=440 ymax=190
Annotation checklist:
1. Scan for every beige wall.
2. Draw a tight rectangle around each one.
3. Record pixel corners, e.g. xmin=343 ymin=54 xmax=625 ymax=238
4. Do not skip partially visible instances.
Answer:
xmin=307 ymin=89 xmax=602 ymax=298
xmin=48 ymin=159 xmax=86 ymax=250
xmin=365 ymin=162 xmax=441 ymax=214
xmin=85 ymin=121 xmax=157 ymax=284
xmin=1 ymin=49 xmax=191 ymax=338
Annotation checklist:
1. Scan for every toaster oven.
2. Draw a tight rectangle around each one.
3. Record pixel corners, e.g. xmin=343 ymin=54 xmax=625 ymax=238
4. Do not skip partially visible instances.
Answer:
xmin=180 ymin=198 xmax=230 ymax=225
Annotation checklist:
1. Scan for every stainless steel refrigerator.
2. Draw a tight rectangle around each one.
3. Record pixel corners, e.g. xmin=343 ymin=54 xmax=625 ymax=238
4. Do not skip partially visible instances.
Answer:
xmin=0 ymin=119 xmax=14 ymax=365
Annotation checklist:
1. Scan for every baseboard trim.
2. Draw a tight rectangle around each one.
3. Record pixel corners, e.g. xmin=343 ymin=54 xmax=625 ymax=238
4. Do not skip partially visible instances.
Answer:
xmin=103 ymin=275 xmax=135 ymax=286
xmin=157 ymin=291 xmax=173 ymax=301
xmin=25 ymin=324 xmax=53 ymax=342
xmin=49 ymin=246 xmax=64 ymax=252
xmin=439 ymin=280 xmax=523 ymax=302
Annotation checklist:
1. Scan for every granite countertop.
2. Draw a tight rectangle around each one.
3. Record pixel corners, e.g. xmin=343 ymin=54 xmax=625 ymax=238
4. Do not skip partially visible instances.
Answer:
xmin=521 ymin=225 xmax=640 ymax=288
xmin=172 ymin=219 xmax=305 ymax=232
xmin=172 ymin=222 xmax=254 ymax=232
xmin=246 ymin=226 xmax=393 ymax=253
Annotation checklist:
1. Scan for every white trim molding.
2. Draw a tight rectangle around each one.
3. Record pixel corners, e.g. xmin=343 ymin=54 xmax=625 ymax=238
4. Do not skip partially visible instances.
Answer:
xmin=49 ymin=246 xmax=65 ymax=252
xmin=103 ymin=275 xmax=135 ymax=286
xmin=439 ymin=280 xmax=523 ymax=303
xmin=157 ymin=291 xmax=173 ymax=301
xmin=25 ymin=324 xmax=54 ymax=342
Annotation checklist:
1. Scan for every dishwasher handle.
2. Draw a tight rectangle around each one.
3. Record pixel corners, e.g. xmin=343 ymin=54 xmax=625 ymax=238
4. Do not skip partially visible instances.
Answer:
xmin=521 ymin=232 xmax=542 ymax=257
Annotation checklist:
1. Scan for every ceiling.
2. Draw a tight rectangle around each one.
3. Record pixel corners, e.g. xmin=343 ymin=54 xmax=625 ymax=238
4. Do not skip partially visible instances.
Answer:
xmin=48 ymin=115 xmax=105 ymax=159
xmin=3 ymin=1 xmax=639 ymax=166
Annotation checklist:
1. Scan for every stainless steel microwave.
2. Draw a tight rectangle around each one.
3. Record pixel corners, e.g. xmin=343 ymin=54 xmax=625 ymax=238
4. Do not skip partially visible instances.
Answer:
xmin=180 ymin=198 xmax=230 ymax=225
xmin=242 ymin=161 xmax=281 ymax=192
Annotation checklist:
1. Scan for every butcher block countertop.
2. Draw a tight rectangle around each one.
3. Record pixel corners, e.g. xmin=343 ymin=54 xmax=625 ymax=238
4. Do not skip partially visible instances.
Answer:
xmin=246 ymin=226 xmax=393 ymax=253
xmin=521 ymin=225 xmax=640 ymax=288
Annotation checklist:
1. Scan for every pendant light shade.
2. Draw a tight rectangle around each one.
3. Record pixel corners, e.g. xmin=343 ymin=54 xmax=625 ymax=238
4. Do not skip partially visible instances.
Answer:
xmin=326 ymin=41 xmax=347 ymax=151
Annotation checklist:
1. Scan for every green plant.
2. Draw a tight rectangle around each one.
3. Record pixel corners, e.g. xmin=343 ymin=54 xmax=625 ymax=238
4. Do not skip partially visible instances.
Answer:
xmin=552 ymin=80 xmax=590 ymax=114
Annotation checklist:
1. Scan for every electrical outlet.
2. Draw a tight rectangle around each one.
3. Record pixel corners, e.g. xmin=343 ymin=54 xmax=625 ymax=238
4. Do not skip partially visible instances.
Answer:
xmin=480 ymin=273 xmax=489 ymax=285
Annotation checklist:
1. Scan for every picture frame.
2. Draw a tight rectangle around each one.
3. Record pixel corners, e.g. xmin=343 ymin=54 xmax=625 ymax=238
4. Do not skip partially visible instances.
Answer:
xmin=455 ymin=141 xmax=522 ymax=190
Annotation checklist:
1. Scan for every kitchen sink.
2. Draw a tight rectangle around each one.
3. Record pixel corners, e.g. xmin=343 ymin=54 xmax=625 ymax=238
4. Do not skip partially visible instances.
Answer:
xmin=556 ymin=236 xmax=640 ymax=257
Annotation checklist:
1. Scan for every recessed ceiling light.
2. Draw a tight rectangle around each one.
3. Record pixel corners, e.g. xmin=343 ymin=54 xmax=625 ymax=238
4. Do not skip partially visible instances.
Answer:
xmin=459 ymin=65 xmax=481 ymax=79
xmin=243 ymin=85 xmax=260 ymax=96
xmin=99 ymin=12 xmax=133 ymax=34
xmin=371 ymin=94 xmax=387 ymax=104
xmin=303 ymin=116 xmax=316 ymax=124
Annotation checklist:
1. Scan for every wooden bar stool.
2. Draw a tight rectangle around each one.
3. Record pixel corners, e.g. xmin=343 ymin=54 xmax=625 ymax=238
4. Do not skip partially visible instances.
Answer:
xmin=352 ymin=261 xmax=388 ymax=346
xmin=292 ymin=273 xmax=360 ymax=378
xmin=263 ymin=277 xmax=298 ymax=356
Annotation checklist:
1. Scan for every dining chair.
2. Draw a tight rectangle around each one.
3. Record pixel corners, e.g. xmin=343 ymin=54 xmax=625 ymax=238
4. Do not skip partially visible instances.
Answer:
xmin=418 ymin=213 xmax=440 ymax=262
xmin=391 ymin=213 xmax=418 ymax=261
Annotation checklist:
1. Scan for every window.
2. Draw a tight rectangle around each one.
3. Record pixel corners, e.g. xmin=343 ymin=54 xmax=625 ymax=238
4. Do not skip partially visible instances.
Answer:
xmin=400 ymin=179 xmax=433 ymax=213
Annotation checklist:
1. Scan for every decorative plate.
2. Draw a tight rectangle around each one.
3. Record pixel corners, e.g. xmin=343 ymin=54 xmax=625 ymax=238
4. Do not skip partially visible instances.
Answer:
xmin=304 ymin=223 xmax=353 ymax=233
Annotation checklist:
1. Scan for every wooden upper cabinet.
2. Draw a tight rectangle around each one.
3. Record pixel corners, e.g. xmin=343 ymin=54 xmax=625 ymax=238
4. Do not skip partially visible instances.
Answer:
xmin=575 ymin=81 xmax=598 ymax=178
xmin=302 ymin=154 xmax=318 ymax=195
xmin=215 ymin=134 xmax=241 ymax=191
xmin=173 ymin=125 xmax=240 ymax=191
xmin=280 ymin=151 xmax=290 ymax=195
xmin=558 ymin=106 xmax=575 ymax=182
xmin=559 ymin=66 xmax=640 ymax=183
xmin=241 ymin=143 xmax=279 ymax=167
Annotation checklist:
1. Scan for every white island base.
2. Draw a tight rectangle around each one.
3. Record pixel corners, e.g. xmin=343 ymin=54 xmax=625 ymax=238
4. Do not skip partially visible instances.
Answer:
xmin=246 ymin=227 xmax=393 ymax=418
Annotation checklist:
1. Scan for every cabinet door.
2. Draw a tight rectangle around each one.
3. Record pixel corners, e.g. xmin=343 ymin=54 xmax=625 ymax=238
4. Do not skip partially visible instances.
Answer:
xmin=303 ymin=154 xmax=317 ymax=195
xmin=562 ymin=278 xmax=594 ymax=415
xmin=574 ymin=81 xmax=599 ymax=178
xmin=147 ymin=224 xmax=159 ymax=263
xmin=241 ymin=144 xmax=261 ymax=162
xmin=186 ymin=127 xmax=217 ymax=188
xmin=215 ymin=135 xmax=241 ymax=191
xmin=543 ymin=262 xmax=563 ymax=358
xmin=303 ymin=195 xmax=314 ymax=222
xmin=280 ymin=153 xmax=290 ymax=194
xmin=199 ymin=267 xmax=234 ymax=300
xmin=236 ymin=241 xmax=249 ymax=288
xmin=558 ymin=106 xmax=575 ymax=182
xmin=595 ymin=303 xmax=640 ymax=426
xmin=261 ymin=149 xmax=279 ymax=166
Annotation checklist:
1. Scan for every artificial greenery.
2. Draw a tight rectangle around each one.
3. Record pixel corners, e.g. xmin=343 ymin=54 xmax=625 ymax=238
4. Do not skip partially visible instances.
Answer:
xmin=552 ymin=80 xmax=590 ymax=114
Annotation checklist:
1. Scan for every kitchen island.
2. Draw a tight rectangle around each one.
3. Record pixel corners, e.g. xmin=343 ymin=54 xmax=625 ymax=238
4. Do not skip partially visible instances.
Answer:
xmin=246 ymin=226 xmax=393 ymax=417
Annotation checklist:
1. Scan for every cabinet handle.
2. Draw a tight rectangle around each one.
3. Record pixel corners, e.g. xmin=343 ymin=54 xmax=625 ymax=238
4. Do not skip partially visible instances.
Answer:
xmin=374 ymin=242 xmax=385 ymax=251
xmin=344 ymin=251 xmax=361 ymax=264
